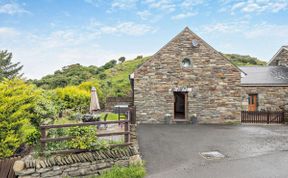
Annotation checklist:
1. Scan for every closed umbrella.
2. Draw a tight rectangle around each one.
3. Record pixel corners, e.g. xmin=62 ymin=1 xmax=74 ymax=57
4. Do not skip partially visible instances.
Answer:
xmin=89 ymin=86 xmax=101 ymax=114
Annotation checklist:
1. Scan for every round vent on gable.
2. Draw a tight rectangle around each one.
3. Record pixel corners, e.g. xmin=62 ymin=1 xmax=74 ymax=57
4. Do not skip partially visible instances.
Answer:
xmin=192 ymin=39 xmax=199 ymax=47
xmin=182 ymin=58 xmax=192 ymax=68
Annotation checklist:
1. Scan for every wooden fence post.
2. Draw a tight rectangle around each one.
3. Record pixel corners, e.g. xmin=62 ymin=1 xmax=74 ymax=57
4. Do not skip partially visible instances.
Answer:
xmin=124 ymin=121 xmax=130 ymax=143
xmin=40 ymin=127 xmax=46 ymax=155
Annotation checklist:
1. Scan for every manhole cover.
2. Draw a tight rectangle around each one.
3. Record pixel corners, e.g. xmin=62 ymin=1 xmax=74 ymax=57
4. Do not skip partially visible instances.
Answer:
xmin=200 ymin=151 xmax=225 ymax=160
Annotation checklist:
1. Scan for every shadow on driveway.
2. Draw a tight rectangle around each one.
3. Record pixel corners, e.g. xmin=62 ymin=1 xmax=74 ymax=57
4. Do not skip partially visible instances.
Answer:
xmin=137 ymin=124 xmax=288 ymax=178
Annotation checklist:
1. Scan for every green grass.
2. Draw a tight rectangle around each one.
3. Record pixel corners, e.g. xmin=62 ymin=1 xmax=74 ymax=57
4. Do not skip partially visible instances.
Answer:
xmin=53 ymin=117 xmax=79 ymax=124
xmin=99 ymin=57 xmax=149 ymax=97
xmin=100 ymin=113 xmax=127 ymax=121
xmin=94 ymin=164 xmax=146 ymax=178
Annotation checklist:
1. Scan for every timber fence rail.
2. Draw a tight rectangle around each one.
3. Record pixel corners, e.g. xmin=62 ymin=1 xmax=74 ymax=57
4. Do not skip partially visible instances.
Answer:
xmin=40 ymin=119 xmax=131 ymax=155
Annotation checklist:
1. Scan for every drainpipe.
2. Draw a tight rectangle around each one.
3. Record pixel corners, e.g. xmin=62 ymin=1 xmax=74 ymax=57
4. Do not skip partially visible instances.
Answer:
xmin=129 ymin=73 xmax=134 ymax=106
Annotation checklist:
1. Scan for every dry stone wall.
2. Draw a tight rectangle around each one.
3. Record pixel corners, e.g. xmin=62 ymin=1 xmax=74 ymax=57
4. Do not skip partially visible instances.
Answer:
xmin=14 ymin=146 xmax=140 ymax=178
xmin=134 ymin=27 xmax=242 ymax=124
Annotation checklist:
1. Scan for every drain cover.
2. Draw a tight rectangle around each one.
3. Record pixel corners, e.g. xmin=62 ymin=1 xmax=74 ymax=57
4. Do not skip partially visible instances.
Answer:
xmin=200 ymin=151 xmax=225 ymax=160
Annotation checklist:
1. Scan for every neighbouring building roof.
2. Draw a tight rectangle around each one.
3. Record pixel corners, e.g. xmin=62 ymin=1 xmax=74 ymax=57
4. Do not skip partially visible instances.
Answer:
xmin=268 ymin=46 xmax=288 ymax=65
xmin=240 ymin=66 xmax=288 ymax=86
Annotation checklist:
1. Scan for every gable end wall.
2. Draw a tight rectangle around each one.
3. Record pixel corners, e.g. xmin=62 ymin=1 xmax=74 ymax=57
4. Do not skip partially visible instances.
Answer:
xmin=134 ymin=28 xmax=241 ymax=124
xmin=269 ymin=48 xmax=288 ymax=66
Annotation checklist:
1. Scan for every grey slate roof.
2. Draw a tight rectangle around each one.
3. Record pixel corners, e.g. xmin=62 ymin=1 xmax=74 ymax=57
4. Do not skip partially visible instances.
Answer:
xmin=240 ymin=66 xmax=288 ymax=86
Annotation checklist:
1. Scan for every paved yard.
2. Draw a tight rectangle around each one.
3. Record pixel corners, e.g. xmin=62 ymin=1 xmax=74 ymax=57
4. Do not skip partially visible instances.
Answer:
xmin=137 ymin=124 xmax=288 ymax=178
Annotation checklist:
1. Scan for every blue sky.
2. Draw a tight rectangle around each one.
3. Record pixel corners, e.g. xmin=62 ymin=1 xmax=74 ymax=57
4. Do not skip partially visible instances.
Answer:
xmin=0 ymin=0 xmax=287 ymax=79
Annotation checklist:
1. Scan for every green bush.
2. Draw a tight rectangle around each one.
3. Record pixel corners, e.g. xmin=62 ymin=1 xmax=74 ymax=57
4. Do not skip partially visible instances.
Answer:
xmin=46 ymin=126 xmax=109 ymax=151
xmin=54 ymin=86 xmax=90 ymax=113
xmin=67 ymin=126 xmax=98 ymax=150
xmin=0 ymin=78 xmax=56 ymax=157
xmin=26 ymin=130 xmax=41 ymax=145
xmin=95 ymin=164 xmax=146 ymax=178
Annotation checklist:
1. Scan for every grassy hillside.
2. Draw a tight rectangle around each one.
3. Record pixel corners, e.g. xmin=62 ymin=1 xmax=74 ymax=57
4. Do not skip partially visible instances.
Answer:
xmin=32 ymin=56 xmax=149 ymax=103
xmin=97 ymin=56 xmax=149 ymax=97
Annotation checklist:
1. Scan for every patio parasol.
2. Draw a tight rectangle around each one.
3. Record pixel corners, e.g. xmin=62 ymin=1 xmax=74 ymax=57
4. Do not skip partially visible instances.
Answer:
xmin=89 ymin=86 xmax=101 ymax=114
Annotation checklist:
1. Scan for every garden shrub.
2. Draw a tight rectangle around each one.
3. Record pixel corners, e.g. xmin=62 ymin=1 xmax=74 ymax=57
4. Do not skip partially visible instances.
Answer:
xmin=53 ymin=86 xmax=90 ymax=113
xmin=46 ymin=126 xmax=109 ymax=151
xmin=0 ymin=78 xmax=56 ymax=157
xmin=67 ymin=126 xmax=99 ymax=150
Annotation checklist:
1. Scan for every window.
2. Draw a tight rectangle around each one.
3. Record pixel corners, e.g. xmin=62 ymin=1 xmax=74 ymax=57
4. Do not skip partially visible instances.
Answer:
xmin=182 ymin=58 xmax=192 ymax=68
xmin=276 ymin=60 xmax=280 ymax=66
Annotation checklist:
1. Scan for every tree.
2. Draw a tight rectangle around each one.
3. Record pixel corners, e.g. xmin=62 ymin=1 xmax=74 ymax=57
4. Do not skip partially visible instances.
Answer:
xmin=0 ymin=78 xmax=57 ymax=157
xmin=118 ymin=56 xmax=126 ymax=63
xmin=0 ymin=50 xmax=23 ymax=81
xmin=102 ymin=60 xmax=117 ymax=70
xmin=34 ymin=63 xmax=96 ymax=89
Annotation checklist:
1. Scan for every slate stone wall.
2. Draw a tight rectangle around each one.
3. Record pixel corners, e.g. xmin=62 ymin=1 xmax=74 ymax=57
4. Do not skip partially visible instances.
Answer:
xmin=269 ymin=48 xmax=288 ymax=66
xmin=241 ymin=86 xmax=288 ymax=120
xmin=134 ymin=28 xmax=242 ymax=124
xmin=105 ymin=97 xmax=132 ymax=111
xmin=14 ymin=146 xmax=140 ymax=178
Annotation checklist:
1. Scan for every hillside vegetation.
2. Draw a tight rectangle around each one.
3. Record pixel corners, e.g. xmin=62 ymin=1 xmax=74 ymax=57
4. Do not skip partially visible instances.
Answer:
xmin=224 ymin=53 xmax=267 ymax=66
xmin=32 ymin=56 xmax=149 ymax=104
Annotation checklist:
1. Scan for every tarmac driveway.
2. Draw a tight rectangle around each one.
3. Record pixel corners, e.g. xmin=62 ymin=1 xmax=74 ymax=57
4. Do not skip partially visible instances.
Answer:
xmin=137 ymin=124 xmax=288 ymax=178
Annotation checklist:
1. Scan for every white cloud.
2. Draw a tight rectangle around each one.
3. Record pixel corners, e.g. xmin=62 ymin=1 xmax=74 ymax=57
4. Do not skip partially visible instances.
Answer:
xmin=111 ymin=0 xmax=138 ymax=9
xmin=202 ymin=21 xmax=288 ymax=40
xmin=0 ymin=3 xmax=30 ymax=15
xmin=181 ymin=0 xmax=205 ymax=9
xmin=84 ymin=0 xmax=102 ymax=6
xmin=100 ymin=22 xmax=156 ymax=36
xmin=202 ymin=21 xmax=248 ymax=34
xmin=171 ymin=12 xmax=197 ymax=20
xmin=137 ymin=10 xmax=152 ymax=20
xmin=0 ymin=21 xmax=156 ymax=79
xmin=244 ymin=23 xmax=288 ymax=38
xmin=0 ymin=27 xmax=19 ymax=37
xmin=144 ymin=0 xmax=176 ymax=12
xmin=226 ymin=0 xmax=288 ymax=13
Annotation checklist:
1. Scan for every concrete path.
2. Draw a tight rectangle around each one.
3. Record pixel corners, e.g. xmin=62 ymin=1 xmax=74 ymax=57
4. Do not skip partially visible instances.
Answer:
xmin=137 ymin=124 xmax=288 ymax=178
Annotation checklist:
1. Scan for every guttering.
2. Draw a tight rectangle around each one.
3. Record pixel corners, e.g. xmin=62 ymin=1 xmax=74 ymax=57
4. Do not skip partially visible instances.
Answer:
xmin=241 ymin=83 xmax=288 ymax=87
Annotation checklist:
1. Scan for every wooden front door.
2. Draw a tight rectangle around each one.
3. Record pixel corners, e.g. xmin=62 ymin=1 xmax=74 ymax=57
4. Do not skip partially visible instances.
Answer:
xmin=248 ymin=94 xmax=257 ymax=111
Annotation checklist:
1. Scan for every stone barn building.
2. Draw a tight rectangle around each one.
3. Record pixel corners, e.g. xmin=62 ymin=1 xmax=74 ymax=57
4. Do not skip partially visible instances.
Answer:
xmin=240 ymin=46 xmax=288 ymax=119
xmin=130 ymin=27 xmax=288 ymax=124
xmin=131 ymin=27 xmax=243 ymax=124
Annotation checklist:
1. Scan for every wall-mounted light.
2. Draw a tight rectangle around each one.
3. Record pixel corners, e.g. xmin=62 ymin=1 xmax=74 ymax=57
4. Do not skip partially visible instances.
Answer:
xmin=192 ymin=39 xmax=199 ymax=47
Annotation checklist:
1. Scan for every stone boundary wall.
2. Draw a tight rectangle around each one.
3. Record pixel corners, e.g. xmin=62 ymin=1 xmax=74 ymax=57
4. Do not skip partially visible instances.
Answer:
xmin=13 ymin=146 xmax=141 ymax=178
xmin=105 ymin=97 xmax=132 ymax=111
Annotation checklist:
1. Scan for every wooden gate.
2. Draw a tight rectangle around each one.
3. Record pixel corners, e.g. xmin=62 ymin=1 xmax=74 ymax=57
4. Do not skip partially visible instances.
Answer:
xmin=241 ymin=111 xmax=284 ymax=124
xmin=0 ymin=156 xmax=21 ymax=178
